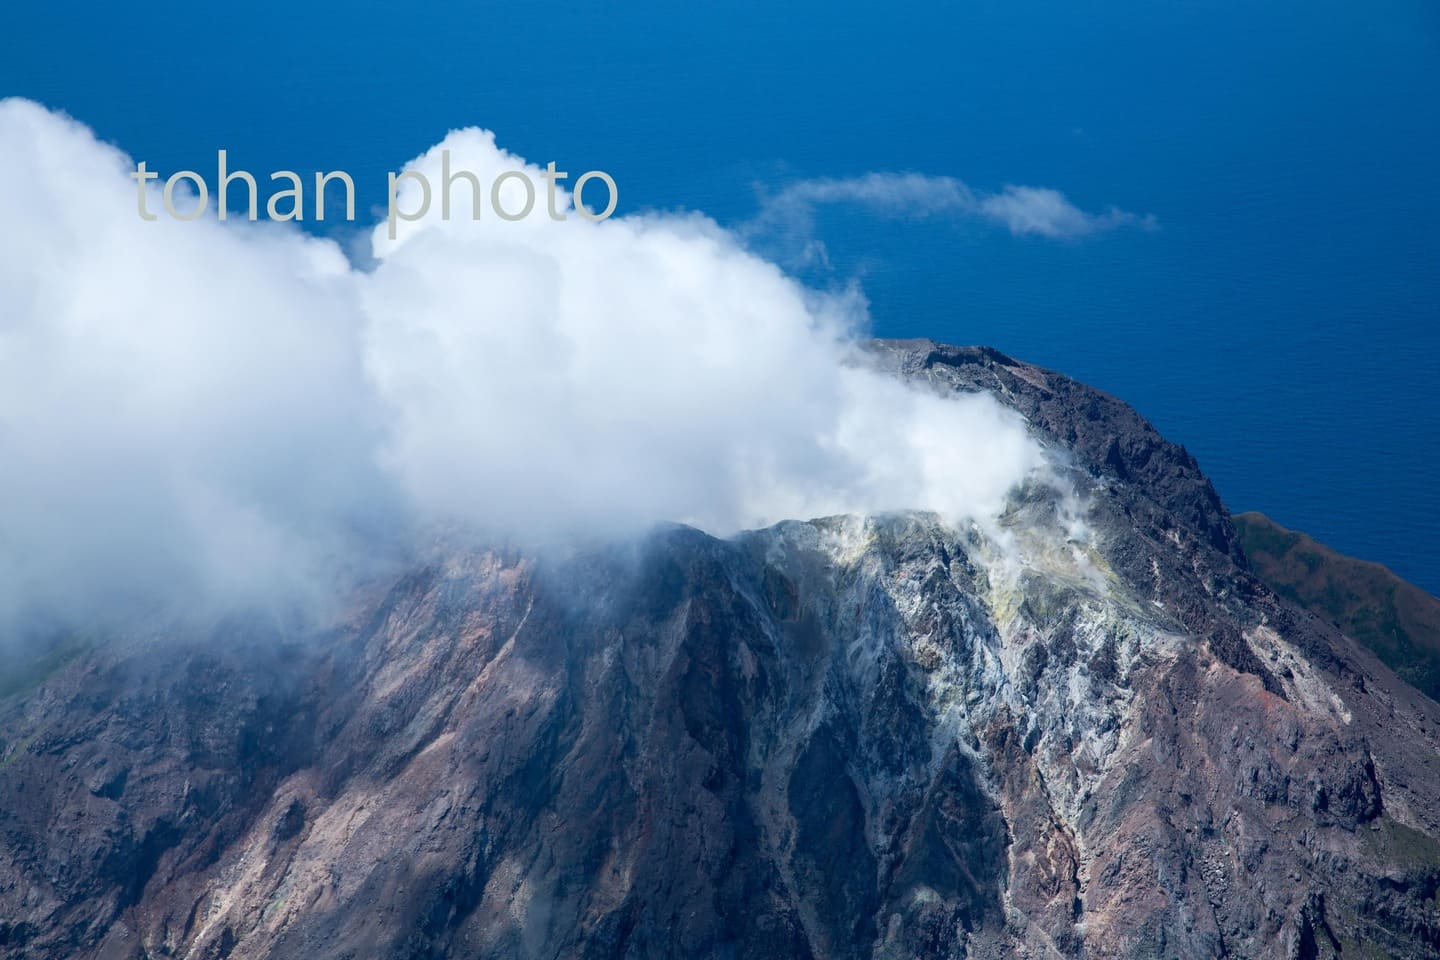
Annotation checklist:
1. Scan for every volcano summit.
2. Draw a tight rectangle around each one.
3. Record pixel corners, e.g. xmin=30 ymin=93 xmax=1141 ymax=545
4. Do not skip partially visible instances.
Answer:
xmin=2 ymin=342 xmax=1439 ymax=960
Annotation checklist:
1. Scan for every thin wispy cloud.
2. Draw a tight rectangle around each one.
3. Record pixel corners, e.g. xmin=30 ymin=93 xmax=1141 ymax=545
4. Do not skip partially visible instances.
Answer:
xmin=979 ymin=185 xmax=1153 ymax=239
xmin=744 ymin=171 xmax=1155 ymax=267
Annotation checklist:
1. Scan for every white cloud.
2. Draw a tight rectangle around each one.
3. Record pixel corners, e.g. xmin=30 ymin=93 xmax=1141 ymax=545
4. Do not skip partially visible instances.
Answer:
xmin=0 ymin=100 xmax=1053 ymax=635
xmin=978 ymin=184 xmax=1154 ymax=239
xmin=744 ymin=171 xmax=1154 ymax=266
xmin=0 ymin=100 xmax=398 ymax=631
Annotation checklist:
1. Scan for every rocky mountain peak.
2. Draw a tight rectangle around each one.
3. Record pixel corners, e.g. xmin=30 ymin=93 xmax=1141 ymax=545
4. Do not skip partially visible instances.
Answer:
xmin=3 ymin=342 xmax=1439 ymax=959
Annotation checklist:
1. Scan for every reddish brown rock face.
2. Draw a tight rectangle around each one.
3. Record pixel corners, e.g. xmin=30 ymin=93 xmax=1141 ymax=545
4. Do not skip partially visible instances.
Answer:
xmin=3 ymin=343 xmax=1440 ymax=959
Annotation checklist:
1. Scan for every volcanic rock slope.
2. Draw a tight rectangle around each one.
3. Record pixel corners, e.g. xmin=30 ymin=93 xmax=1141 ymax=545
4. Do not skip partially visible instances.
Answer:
xmin=3 ymin=341 xmax=1440 ymax=960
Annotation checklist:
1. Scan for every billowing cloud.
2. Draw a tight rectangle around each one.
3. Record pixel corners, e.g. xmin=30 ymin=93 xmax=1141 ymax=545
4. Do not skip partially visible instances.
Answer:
xmin=745 ymin=171 xmax=1154 ymax=266
xmin=0 ymin=100 xmax=1053 ymax=635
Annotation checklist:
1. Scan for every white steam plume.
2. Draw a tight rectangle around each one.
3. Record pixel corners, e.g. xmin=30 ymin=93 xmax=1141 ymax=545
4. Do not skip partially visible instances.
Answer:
xmin=0 ymin=100 xmax=1051 ymax=632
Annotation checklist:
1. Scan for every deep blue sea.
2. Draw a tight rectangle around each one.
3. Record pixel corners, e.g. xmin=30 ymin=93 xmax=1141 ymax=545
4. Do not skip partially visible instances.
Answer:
xmin=6 ymin=0 xmax=1439 ymax=590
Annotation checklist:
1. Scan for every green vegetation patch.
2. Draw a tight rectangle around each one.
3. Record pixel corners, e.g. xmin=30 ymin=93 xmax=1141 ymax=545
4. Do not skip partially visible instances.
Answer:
xmin=1234 ymin=512 xmax=1440 ymax=704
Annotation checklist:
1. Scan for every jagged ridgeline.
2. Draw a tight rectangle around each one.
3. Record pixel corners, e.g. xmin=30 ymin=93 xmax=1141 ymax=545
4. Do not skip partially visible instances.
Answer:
xmin=2 ymin=342 xmax=1439 ymax=959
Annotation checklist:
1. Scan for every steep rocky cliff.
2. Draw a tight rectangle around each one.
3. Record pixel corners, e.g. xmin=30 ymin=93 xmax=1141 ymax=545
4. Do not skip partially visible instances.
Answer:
xmin=3 ymin=342 xmax=1440 ymax=959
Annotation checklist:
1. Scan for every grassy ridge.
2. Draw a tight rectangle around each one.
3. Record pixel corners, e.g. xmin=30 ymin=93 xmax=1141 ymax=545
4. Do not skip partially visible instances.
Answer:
xmin=0 ymin=634 xmax=91 ymax=701
xmin=1235 ymin=511 xmax=1440 ymax=704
